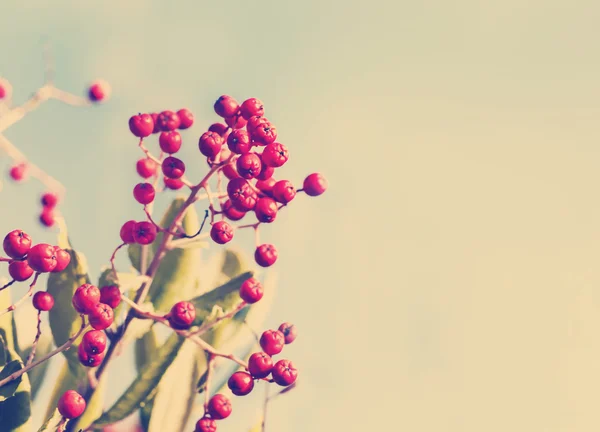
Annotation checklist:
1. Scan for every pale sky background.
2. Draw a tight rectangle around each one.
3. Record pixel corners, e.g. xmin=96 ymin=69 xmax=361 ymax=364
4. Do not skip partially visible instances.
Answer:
xmin=3 ymin=0 xmax=600 ymax=431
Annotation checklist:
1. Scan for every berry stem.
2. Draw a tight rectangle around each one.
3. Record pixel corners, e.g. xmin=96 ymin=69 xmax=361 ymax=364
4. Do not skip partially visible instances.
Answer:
xmin=26 ymin=310 xmax=43 ymax=366
xmin=189 ymin=301 xmax=248 ymax=336
xmin=0 ymin=273 xmax=40 ymax=317
xmin=0 ymin=279 xmax=15 ymax=292
xmin=203 ymin=354 xmax=215 ymax=411
xmin=109 ymin=242 xmax=127 ymax=282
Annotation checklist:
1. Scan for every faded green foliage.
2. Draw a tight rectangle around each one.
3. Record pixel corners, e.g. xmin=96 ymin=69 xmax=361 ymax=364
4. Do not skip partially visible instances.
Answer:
xmin=20 ymin=333 xmax=52 ymax=400
xmin=0 ymin=347 xmax=32 ymax=432
xmin=37 ymin=409 xmax=62 ymax=432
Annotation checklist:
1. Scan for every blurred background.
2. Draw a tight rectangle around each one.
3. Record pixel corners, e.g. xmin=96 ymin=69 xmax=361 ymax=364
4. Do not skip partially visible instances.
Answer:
xmin=2 ymin=0 xmax=600 ymax=431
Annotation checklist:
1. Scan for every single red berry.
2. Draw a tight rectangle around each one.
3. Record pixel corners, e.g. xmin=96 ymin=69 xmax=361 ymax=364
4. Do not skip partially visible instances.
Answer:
xmin=39 ymin=210 xmax=55 ymax=227
xmin=255 ymin=177 xmax=276 ymax=194
xmin=156 ymin=110 xmax=181 ymax=131
xmin=3 ymin=230 xmax=32 ymax=258
xmin=210 ymin=221 xmax=234 ymax=245
xmin=57 ymin=390 xmax=86 ymax=419
xmin=177 ymin=108 xmax=194 ymax=130
xmin=81 ymin=330 xmax=107 ymax=355
xmin=195 ymin=417 xmax=217 ymax=432
xmin=246 ymin=116 xmax=267 ymax=135
xmin=227 ymin=178 xmax=258 ymax=212
xmin=240 ymin=98 xmax=264 ymax=120
xmin=100 ymin=285 xmax=121 ymax=309
xmin=278 ymin=322 xmax=297 ymax=344
xmin=239 ymin=277 xmax=263 ymax=304
xmin=27 ymin=243 xmax=57 ymax=273
xmin=225 ymin=111 xmax=247 ymax=129
xmin=260 ymin=330 xmax=285 ymax=356
xmin=199 ymin=131 xmax=224 ymax=159
xmin=120 ymin=220 xmax=137 ymax=244
xmin=256 ymin=162 xmax=274 ymax=181
xmin=272 ymin=359 xmax=298 ymax=386
xmin=249 ymin=122 xmax=277 ymax=146
xmin=9 ymin=163 xmax=27 ymax=181
xmin=227 ymin=129 xmax=252 ymax=154
xmin=33 ymin=291 xmax=54 ymax=311
xmin=255 ymin=244 xmax=278 ymax=267
xmin=272 ymin=180 xmax=296 ymax=204
xmin=78 ymin=343 xmax=105 ymax=367
xmin=52 ymin=247 xmax=71 ymax=273
xmin=88 ymin=80 xmax=110 ymax=103
xmin=0 ymin=83 xmax=6 ymax=99
xmin=136 ymin=158 xmax=158 ymax=179
xmin=207 ymin=394 xmax=232 ymax=420
xmin=303 ymin=173 xmax=328 ymax=196
xmin=248 ymin=352 xmax=273 ymax=378
xmin=261 ymin=142 xmax=289 ymax=168
xmin=88 ymin=303 xmax=114 ymax=330
xmin=214 ymin=95 xmax=239 ymax=118
xmin=208 ymin=122 xmax=229 ymax=136
xmin=72 ymin=284 xmax=101 ymax=314
xmin=129 ymin=114 xmax=154 ymax=138
xmin=159 ymin=131 xmax=182 ymax=154
xmin=150 ymin=113 xmax=161 ymax=133
xmin=162 ymin=156 xmax=186 ymax=179
xmin=167 ymin=301 xmax=196 ymax=329
xmin=8 ymin=260 xmax=34 ymax=281
xmin=236 ymin=153 xmax=262 ymax=179
xmin=164 ymin=177 xmax=184 ymax=190
xmin=254 ymin=197 xmax=278 ymax=223
xmin=41 ymin=192 xmax=58 ymax=208
xmin=133 ymin=221 xmax=157 ymax=245
xmin=133 ymin=183 xmax=156 ymax=205
xmin=222 ymin=163 xmax=240 ymax=180
xmin=222 ymin=199 xmax=246 ymax=221
xmin=227 ymin=371 xmax=254 ymax=396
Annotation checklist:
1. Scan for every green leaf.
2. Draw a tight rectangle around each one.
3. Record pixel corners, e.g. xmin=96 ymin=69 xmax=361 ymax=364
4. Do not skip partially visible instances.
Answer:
xmin=135 ymin=327 xmax=159 ymax=372
xmin=0 ymin=288 xmax=16 ymax=354
xmin=91 ymin=334 xmax=185 ymax=429
xmin=20 ymin=334 xmax=53 ymax=400
xmin=0 ymin=334 xmax=7 ymax=366
xmin=0 ymin=349 xmax=32 ymax=432
xmin=0 ymin=360 xmax=22 ymax=401
xmin=37 ymin=409 xmax=62 ymax=432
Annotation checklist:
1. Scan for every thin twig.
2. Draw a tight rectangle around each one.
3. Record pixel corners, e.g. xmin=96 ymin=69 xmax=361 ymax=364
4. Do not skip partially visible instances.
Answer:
xmin=26 ymin=311 xmax=43 ymax=365
xmin=0 ymin=273 xmax=40 ymax=317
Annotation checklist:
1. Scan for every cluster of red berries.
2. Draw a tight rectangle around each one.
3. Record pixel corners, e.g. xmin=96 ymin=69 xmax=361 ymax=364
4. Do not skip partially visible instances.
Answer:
xmin=119 ymin=219 xmax=157 ymax=246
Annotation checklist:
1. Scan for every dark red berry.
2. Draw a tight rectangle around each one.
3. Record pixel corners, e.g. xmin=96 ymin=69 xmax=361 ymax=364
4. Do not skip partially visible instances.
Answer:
xmin=248 ymin=352 xmax=273 ymax=378
xmin=256 ymin=162 xmax=274 ymax=181
xmin=249 ymin=122 xmax=277 ymax=146
xmin=156 ymin=110 xmax=181 ymax=131
xmin=120 ymin=220 xmax=137 ymax=244
xmin=72 ymin=284 xmax=101 ymax=314
xmin=168 ymin=301 xmax=196 ymax=330
xmin=255 ymin=244 xmax=278 ymax=267
xmin=236 ymin=153 xmax=262 ymax=179
xmin=9 ymin=163 xmax=27 ymax=182
xmin=272 ymin=180 xmax=296 ymax=204
xmin=214 ymin=95 xmax=239 ymax=118
xmin=177 ymin=108 xmax=194 ymax=130
xmin=222 ymin=199 xmax=246 ymax=221
xmin=136 ymin=158 xmax=158 ymax=179
xmin=199 ymin=132 xmax=224 ymax=159
xmin=150 ymin=113 xmax=161 ymax=133
xmin=52 ymin=248 xmax=71 ymax=273
xmin=133 ymin=221 xmax=157 ymax=245
xmin=303 ymin=173 xmax=328 ymax=196
xmin=41 ymin=192 xmax=58 ymax=208
xmin=88 ymin=303 xmax=114 ymax=330
xmin=208 ymin=122 xmax=229 ymax=136
xmin=133 ymin=183 xmax=155 ymax=205
xmin=3 ymin=230 xmax=32 ymax=259
xmin=255 ymin=177 xmax=276 ymax=194
xmin=210 ymin=221 xmax=234 ymax=245
xmin=164 ymin=177 xmax=185 ymax=190
xmin=227 ymin=371 xmax=254 ymax=396
xmin=246 ymin=116 xmax=267 ymax=135
xmin=278 ymin=322 xmax=297 ymax=344
xmin=33 ymin=291 xmax=54 ymax=311
xmin=227 ymin=129 xmax=252 ymax=154
xmin=222 ymin=163 xmax=240 ymax=180
xmin=159 ymin=131 xmax=182 ymax=154
xmin=129 ymin=114 xmax=154 ymax=138
xmin=271 ymin=359 xmax=298 ymax=386
xmin=0 ymin=83 xmax=6 ymax=99
xmin=254 ymin=197 xmax=278 ymax=223
xmin=78 ymin=343 xmax=105 ymax=367
xmin=239 ymin=277 xmax=263 ymax=304
xmin=207 ymin=394 xmax=232 ymax=420
xmin=87 ymin=80 xmax=110 ymax=103
xmin=162 ymin=157 xmax=186 ymax=179
xmin=8 ymin=260 xmax=33 ymax=281
xmin=227 ymin=178 xmax=257 ymax=212
xmin=261 ymin=142 xmax=289 ymax=168
xmin=260 ymin=330 xmax=285 ymax=356
xmin=81 ymin=330 xmax=107 ymax=355
xmin=100 ymin=285 xmax=121 ymax=309
xmin=27 ymin=243 xmax=57 ymax=273
xmin=225 ymin=111 xmax=247 ymax=129
xmin=57 ymin=390 xmax=86 ymax=419
xmin=39 ymin=210 xmax=55 ymax=227
xmin=240 ymin=98 xmax=264 ymax=120
xmin=195 ymin=417 xmax=217 ymax=432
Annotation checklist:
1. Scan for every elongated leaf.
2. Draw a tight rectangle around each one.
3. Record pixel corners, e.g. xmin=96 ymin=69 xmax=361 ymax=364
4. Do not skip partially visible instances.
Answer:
xmin=0 ymin=348 xmax=32 ymax=432
xmin=0 ymin=288 xmax=16 ymax=354
xmin=37 ymin=409 xmax=62 ymax=432
xmin=20 ymin=333 xmax=52 ymax=400
xmin=0 ymin=334 xmax=7 ymax=366
xmin=0 ymin=360 xmax=22 ymax=401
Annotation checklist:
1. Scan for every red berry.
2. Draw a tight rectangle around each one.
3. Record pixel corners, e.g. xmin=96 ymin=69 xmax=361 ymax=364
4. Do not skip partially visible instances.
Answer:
xmin=162 ymin=156 xmax=186 ymax=179
xmin=88 ymin=303 xmax=114 ymax=330
xmin=136 ymin=158 xmax=158 ymax=179
xmin=239 ymin=277 xmax=263 ymax=304
xmin=255 ymin=177 xmax=276 ymax=194
xmin=271 ymin=359 xmax=298 ymax=386
xmin=199 ymin=132 xmax=224 ymax=159
xmin=150 ymin=113 xmax=161 ymax=134
xmin=120 ymin=220 xmax=137 ymax=244
xmin=195 ymin=417 xmax=217 ymax=432
xmin=208 ymin=122 xmax=229 ymax=136
xmin=210 ymin=221 xmax=234 ymax=245
xmin=168 ymin=301 xmax=196 ymax=330
xmin=225 ymin=111 xmax=247 ymax=129
xmin=133 ymin=221 xmax=157 ymax=245
xmin=100 ymin=285 xmax=121 ymax=309
xmin=247 ymin=352 xmax=273 ymax=378
xmin=52 ymin=247 xmax=71 ymax=273
xmin=39 ymin=210 xmax=55 ymax=227
xmin=240 ymin=98 xmax=264 ymax=120
xmin=260 ymin=330 xmax=285 ymax=356
xmin=254 ymin=197 xmax=278 ymax=223
xmin=227 ymin=178 xmax=257 ymax=212
xmin=129 ymin=114 xmax=154 ymax=138
xmin=78 ymin=343 xmax=105 ymax=367
xmin=133 ymin=183 xmax=155 ymax=205
xmin=156 ymin=110 xmax=181 ymax=131
xmin=303 ymin=173 xmax=328 ymax=196
xmin=261 ymin=142 xmax=289 ymax=168
xmin=27 ymin=243 xmax=57 ymax=273
xmin=222 ymin=163 xmax=240 ymax=180
xmin=81 ymin=330 xmax=107 ymax=355
xmin=227 ymin=371 xmax=254 ymax=396
xmin=246 ymin=116 xmax=267 ymax=135
xmin=255 ymin=244 xmax=278 ymax=267
xmin=236 ymin=153 xmax=262 ymax=179
xmin=9 ymin=163 xmax=27 ymax=181
xmin=207 ymin=394 xmax=232 ymax=420
xmin=159 ymin=131 xmax=182 ymax=154
xmin=88 ymin=80 xmax=110 ymax=103
xmin=164 ymin=177 xmax=184 ymax=190
xmin=278 ymin=322 xmax=297 ymax=344
xmin=33 ymin=291 xmax=54 ymax=311
xmin=227 ymin=129 xmax=252 ymax=154
xmin=272 ymin=180 xmax=296 ymax=204
xmin=41 ymin=192 xmax=58 ymax=208
xmin=214 ymin=95 xmax=239 ymax=118
xmin=249 ymin=122 xmax=277 ymax=146
xmin=3 ymin=230 xmax=32 ymax=258
xmin=222 ymin=199 xmax=246 ymax=221
xmin=256 ymin=162 xmax=274 ymax=181
xmin=0 ymin=83 xmax=6 ymax=99
xmin=57 ymin=390 xmax=86 ymax=419
xmin=72 ymin=284 xmax=101 ymax=314
xmin=177 ymin=108 xmax=194 ymax=130
xmin=8 ymin=260 xmax=34 ymax=281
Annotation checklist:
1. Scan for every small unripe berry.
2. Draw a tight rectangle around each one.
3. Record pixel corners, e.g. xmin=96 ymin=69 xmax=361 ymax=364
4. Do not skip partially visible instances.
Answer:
xmin=249 ymin=122 xmax=277 ymax=146
xmin=164 ymin=177 xmax=185 ymax=190
xmin=195 ymin=417 xmax=217 ymax=432
xmin=81 ymin=330 xmax=107 ymax=355
xmin=162 ymin=156 xmax=186 ymax=179
xmin=156 ymin=110 xmax=181 ymax=131
xmin=57 ymin=390 xmax=86 ymax=419
xmin=120 ymin=220 xmax=137 ymax=244
xmin=210 ymin=221 xmax=234 ymax=245
xmin=41 ymin=192 xmax=58 ymax=208
xmin=303 ymin=173 xmax=328 ymax=196
xmin=214 ymin=95 xmax=239 ymax=118
xmin=129 ymin=114 xmax=154 ymax=138
xmin=168 ymin=301 xmax=196 ymax=329
xmin=255 ymin=244 xmax=278 ymax=267
xmin=27 ymin=243 xmax=57 ymax=273
xmin=236 ymin=153 xmax=262 ymax=179
xmin=52 ymin=248 xmax=71 ymax=273
xmin=133 ymin=183 xmax=156 ymax=205
xmin=9 ymin=163 xmax=28 ymax=181
xmin=136 ymin=158 xmax=158 ymax=179
xmin=8 ymin=260 xmax=34 ymax=281
xmin=3 ymin=229 xmax=32 ymax=258
xmin=208 ymin=122 xmax=228 ymax=136
xmin=261 ymin=142 xmax=289 ymax=168
xmin=87 ymin=80 xmax=110 ymax=103
xmin=271 ymin=359 xmax=298 ymax=386
xmin=39 ymin=210 xmax=55 ymax=227
xmin=78 ymin=343 xmax=105 ymax=367
xmin=199 ymin=132 xmax=224 ymax=159
xmin=278 ymin=322 xmax=297 ymax=344
xmin=255 ymin=177 xmax=276 ymax=194
xmin=207 ymin=394 xmax=232 ymax=420
xmin=33 ymin=291 xmax=54 ymax=311
xmin=100 ymin=285 xmax=121 ymax=309
xmin=227 ymin=129 xmax=252 ymax=154
xmin=227 ymin=371 xmax=254 ymax=396
xmin=177 ymin=108 xmax=194 ymax=129
xmin=159 ymin=131 xmax=182 ymax=154
xmin=72 ymin=284 xmax=101 ymax=314
xmin=254 ymin=197 xmax=278 ymax=223
xmin=240 ymin=98 xmax=264 ymax=120
xmin=248 ymin=352 xmax=273 ymax=378
xmin=239 ymin=277 xmax=263 ymax=304
xmin=88 ymin=303 xmax=114 ymax=330
xmin=225 ymin=111 xmax=247 ymax=129
xmin=272 ymin=180 xmax=296 ymax=204
xmin=260 ymin=330 xmax=285 ymax=356
xmin=133 ymin=221 xmax=157 ymax=245
xmin=222 ymin=199 xmax=246 ymax=221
